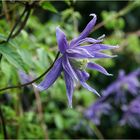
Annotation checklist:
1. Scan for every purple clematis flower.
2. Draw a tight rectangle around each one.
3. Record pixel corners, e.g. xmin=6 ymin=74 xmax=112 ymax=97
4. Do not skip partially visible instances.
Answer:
xmin=84 ymin=98 xmax=112 ymax=125
xmin=34 ymin=14 xmax=118 ymax=107
xmin=120 ymin=96 xmax=140 ymax=128
xmin=102 ymin=68 xmax=140 ymax=105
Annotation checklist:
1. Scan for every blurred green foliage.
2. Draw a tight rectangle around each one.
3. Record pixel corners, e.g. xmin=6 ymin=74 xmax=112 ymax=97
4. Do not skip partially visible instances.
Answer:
xmin=0 ymin=0 xmax=140 ymax=139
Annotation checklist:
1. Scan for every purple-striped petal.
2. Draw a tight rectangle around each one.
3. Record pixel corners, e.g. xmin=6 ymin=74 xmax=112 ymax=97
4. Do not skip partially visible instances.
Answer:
xmin=68 ymin=46 xmax=117 ymax=59
xmin=90 ymin=52 xmax=117 ymax=58
xmin=66 ymin=48 xmax=94 ymax=59
xmin=80 ymin=81 xmax=100 ymax=96
xmin=70 ymin=14 xmax=97 ymax=47
xmin=34 ymin=57 xmax=63 ymax=91
xmin=64 ymin=71 xmax=74 ymax=107
xmin=98 ymin=44 xmax=119 ymax=50
xmin=75 ymin=69 xmax=100 ymax=96
xmin=62 ymin=55 xmax=78 ymax=81
xmin=80 ymin=70 xmax=90 ymax=81
xmin=87 ymin=62 xmax=112 ymax=76
xmin=56 ymin=27 xmax=69 ymax=54
xmin=73 ymin=38 xmax=103 ymax=47
xmin=80 ymin=44 xmax=119 ymax=51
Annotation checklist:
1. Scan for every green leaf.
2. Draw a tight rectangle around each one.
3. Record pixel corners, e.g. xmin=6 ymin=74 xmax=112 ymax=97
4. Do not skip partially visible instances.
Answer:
xmin=18 ymin=48 xmax=33 ymax=67
xmin=118 ymin=18 xmax=125 ymax=29
xmin=102 ymin=11 xmax=125 ymax=30
xmin=40 ymin=2 xmax=57 ymax=13
xmin=0 ymin=44 xmax=26 ymax=70
xmin=54 ymin=114 xmax=64 ymax=130
xmin=64 ymin=0 xmax=71 ymax=6
xmin=1 ymin=61 xmax=12 ymax=82
xmin=127 ymin=34 xmax=140 ymax=52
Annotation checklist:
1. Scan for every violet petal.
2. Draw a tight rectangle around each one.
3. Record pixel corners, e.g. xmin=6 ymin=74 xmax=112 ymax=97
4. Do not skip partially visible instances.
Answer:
xmin=80 ymin=44 xmax=119 ymax=51
xmin=74 ymin=37 xmax=103 ymax=47
xmin=75 ymin=69 xmax=100 ymax=96
xmin=80 ymin=70 xmax=90 ymax=81
xmin=91 ymin=52 xmax=117 ymax=58
xmin=56 ymin=27 xmax=69 ymax=54
xmin=64 ymin=71 xmax=74 ymax=108
xmin=34 ymin=57 xmax=63 ymax=91
xmin=62 ymin=55 xmax=78 ymax=81
xmin=70 ymin=14 xmax=97 ymax=47
xmin=87 ymin=62 xmax=112 ymax=76
xmin=67 ymin=47 xmax=94 ymax=59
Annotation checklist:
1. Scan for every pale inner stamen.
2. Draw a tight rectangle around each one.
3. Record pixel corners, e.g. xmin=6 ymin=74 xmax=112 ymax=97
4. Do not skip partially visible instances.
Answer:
xmin=69 ymin=58 xmax=89 ymax=70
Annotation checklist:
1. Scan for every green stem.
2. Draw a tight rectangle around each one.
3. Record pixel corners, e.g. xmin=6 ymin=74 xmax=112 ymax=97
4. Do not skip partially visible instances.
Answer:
xmin=93 ymin=1 xmax=139 ymax=32
xmin=0 ymin=52 xmax=60 ymax=93
xmin=11 ymin=4 xmax=31 ymax=38
xmin=0 ymin=2 xmax=32 ymax=65
xmin=0 ymin=2 xmax=36 ymax=44
xmin=0 ymin=3 xmax=27 ymax=44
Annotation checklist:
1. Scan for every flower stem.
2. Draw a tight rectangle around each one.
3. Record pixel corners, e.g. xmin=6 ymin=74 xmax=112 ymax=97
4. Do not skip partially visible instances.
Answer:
xmin=0 ymin=2 xmax=28 ymax=44
xmin=93 ymin=1 xmax=139 ymax=32
xmin=0 ymin=2 xmax=33 ymax=68
xmin=0 ymin=52 xmax=60 ymax=93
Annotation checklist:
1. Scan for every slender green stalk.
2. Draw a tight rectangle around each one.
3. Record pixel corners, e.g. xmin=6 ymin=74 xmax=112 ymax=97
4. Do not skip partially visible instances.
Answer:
xmin=11 ymin=4 xmax=32 ymax=38
xmin=0 ymin=52 xmax=60 ymax=93
xmin=0 ymin=2 xmax=32 ymax=67
xmin=0 ymin=3 xmax=27 ymax=44
xmin=93 ymin=1 xmax=140 ymax=32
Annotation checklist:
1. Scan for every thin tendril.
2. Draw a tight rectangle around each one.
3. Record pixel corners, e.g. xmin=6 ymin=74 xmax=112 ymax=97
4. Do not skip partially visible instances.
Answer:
xmin=0 ymin=52 xmax=60 ymax=93
xmin=0 ymin=3 xmax=27 ymax=44
xmin=11 ymin=4 xmax=31 ymax=38
xmin=0 ymin=2 xmax=35 ymax=43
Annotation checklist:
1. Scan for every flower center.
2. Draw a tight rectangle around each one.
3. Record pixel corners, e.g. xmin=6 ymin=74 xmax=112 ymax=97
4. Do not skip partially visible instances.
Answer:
xmin=69 ymin=58 xmax=89 ymax=70
xmin=121 ymin=83 xmax=128 ymax=90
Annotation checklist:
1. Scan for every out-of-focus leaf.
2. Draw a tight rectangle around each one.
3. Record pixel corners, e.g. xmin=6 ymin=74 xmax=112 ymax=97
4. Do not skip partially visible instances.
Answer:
xmin=63 ymin=109 xmax=79 ymax=118
xmin=0 ymin=44 xmax=26 ymax=70
xmin=40 ymin=2 xmax=57 ymax=13
xmin=118 ymin=18 xmax=125 ymax=29
xmin=36 ymin=48 xmax=48 ymax=69
xmin=127 ymin=35 xmax=140 ymax=52
xmin=101 ymin=11 xmax=125 ymax=29
xmin=2 ymin=105 xmax=17 ymax=121
xmin=64 ymin=0 xmax=71 ymax=6
xmin=61 ymin=9 xmax=74 ymax=21
xmin=1 ymin=61 xmax=12 ymax=82
xmin=54 ymin=114 xmax=64 ymax=130
xmin=18 ymin=48 xmax=33 ymax=67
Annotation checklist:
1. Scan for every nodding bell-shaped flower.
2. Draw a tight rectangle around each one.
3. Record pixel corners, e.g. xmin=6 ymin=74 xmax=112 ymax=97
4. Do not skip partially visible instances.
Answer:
xmin=84 ymin=97 xmax=112 ymax=125
xmin=120 ymin=96 xmax=140 ymax=128
xmin=34 ymin=14 xmax=119 ymax=107
xmin=102 ymin=68 xmax=140 ymax=105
